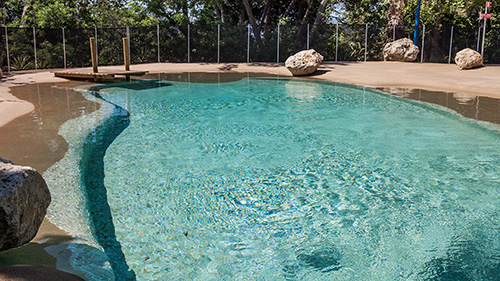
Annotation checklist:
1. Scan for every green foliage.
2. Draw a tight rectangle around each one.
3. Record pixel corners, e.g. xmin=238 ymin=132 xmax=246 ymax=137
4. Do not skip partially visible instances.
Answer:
xmin=33 ymin=1 xmax=79 ymax=28
xmin=10 ymin=55 xmax=34 ymax=70
xmin=404 ymin=0 xmax=484 ymax=29
xmin=341 ymin=0 xmax=390 ymax=26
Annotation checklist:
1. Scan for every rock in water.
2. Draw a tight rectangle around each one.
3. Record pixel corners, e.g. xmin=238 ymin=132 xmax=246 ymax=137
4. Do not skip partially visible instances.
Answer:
xmin=455 ymin=48 xmax=483 ymax=70
xmin=285 ymin=49 xmax=324 ymax=76
xmin=0 ymin=157 xmax=51 ymax=251
xmin=383 ymin=38 xmax=420 ymax=62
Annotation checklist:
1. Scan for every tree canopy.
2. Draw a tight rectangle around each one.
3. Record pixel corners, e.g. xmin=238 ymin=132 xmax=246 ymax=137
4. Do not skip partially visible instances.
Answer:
xmin=0 ymin=0 xmax=495 ymax=30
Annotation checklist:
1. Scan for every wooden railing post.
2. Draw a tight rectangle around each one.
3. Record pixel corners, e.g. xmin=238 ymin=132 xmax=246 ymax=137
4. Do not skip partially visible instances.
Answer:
xmin=123 ymin=37 xmax=130 ymax=71
xmin=90 ymin=37 xmax=98 ymax=73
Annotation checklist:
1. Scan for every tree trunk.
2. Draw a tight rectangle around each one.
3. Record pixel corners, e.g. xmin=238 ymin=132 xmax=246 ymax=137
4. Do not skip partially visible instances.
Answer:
xmin=20 ymin=1 xmax=32 ymax=27
xmin=386 ymin=0 xmax=406 ymax=39
xmin=302 ymin=0 xmax=316 ymax=23
xmin=239 ymin=7 xmax=246 ymax=24
xmin=260 ymin=0 xmax=271 ymax=24
xmin=220 ymin=5 xmax=225 ymax=23
xmin=242 ymin=0 xmax=265 ymax=49
xmin=284 ymin=0 xmax=299 ymax=18
xmin=263 ymin=1 xmax=272 ymax=25
xmin=297 ymin=1 xmax=306 ymax=21
xmin=304 ymin=0 xmax=329 ymax=50
xmin=312 ymin=0 xmax=329 ymax=30
xmin=215 ymin=6 xmax=222 ymax=21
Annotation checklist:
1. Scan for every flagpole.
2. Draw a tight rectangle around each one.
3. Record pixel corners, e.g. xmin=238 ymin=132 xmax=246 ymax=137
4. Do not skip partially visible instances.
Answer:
xmin=481 ymin=1 xmax=490 ymax=56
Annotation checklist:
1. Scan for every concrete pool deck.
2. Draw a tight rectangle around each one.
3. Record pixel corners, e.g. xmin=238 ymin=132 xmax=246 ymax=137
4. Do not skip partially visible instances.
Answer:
xmin=1 ymin=61 xmax=500 ymax=278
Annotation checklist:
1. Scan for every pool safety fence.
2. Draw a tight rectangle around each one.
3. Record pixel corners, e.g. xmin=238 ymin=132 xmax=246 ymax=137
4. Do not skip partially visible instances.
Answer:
xmin=0 ymin=24 xmax=497 ymax=72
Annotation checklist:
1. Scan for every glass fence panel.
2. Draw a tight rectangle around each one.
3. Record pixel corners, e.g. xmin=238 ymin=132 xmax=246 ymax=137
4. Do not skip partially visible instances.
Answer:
xmin=449 ymin=27 xmax=476 ymax=63
xmin=337 ymin=24 xmax=365 ymax=61
xmin=250 ymin=25 xmax=278 ymax=62
xmin=97 ymin=28 xmax=127 ymax=66
xmin=65 ymin=28 xmax=94 ymax=68
xmin=129 ymin=26 xmax=158 ymax=64
xmin=7 ymin=28 xmax=36 ymax=71
xmin=190 ymin=25 xmax=217 ymax=63
xmin=279 ymin=25 xmax=308 ymax=62
xmin=36 ymin=28 xmax=64 ymax=69
xmin=422 ymin=25 xmax=450 ymax=63
xmin=159 ymin=25 xmax=188 ymax=63
xmin=367 ymin=24 xmax=387 ymax=61
xmin=310 ymin=24 xmax=337 ymax=61
xmin=220 ymin=25 xmax=247 ymax=63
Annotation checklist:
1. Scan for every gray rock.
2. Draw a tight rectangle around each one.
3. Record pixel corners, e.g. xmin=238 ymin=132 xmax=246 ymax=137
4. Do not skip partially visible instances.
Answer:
xmin=455 ymin=48 xmax=483 ymax=70
xmin=0 ymin=157 xmax=51 ymax=251
xmin=285 ymin=49 xmax=324 ymax=76
xmin=383 ymin=38 xmax=420 ymax=62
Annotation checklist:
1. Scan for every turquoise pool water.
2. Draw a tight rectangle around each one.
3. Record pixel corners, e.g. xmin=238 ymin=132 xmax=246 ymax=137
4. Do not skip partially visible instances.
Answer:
xmin=69 ymin=78 xmax=500 ymax=280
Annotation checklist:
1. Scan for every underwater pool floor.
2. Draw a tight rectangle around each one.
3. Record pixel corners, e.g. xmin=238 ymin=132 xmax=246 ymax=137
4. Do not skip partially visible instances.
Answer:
xmin=4 ymin=75 xmax=500 ymax=280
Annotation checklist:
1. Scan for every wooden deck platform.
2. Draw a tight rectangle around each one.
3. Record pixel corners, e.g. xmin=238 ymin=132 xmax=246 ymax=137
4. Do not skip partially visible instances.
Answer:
xmin=53 ymin=70 xmax=149 ymax=81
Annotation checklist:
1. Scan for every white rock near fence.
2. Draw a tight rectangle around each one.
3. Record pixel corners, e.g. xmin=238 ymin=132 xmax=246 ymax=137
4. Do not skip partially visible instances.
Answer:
xmin=285 ymin=49 xmax=324 ymax=76
xmin=383 ymin=38 xmax=420 ymax=62
xmin=0 ymin=157 xmax=51 ymax=251
xmin=455 ymin=48 xmax=483 ymax=70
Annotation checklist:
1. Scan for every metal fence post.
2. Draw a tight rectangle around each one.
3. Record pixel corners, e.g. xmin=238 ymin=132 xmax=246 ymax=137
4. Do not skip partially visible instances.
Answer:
xmin=307 ymin=24 xmax=310 ymax=49
xmin=364 ymin=23 xmax=368 ymax=62
xmin=420 ymin=25 xmax=425 ymax=63
xmin=335 ymin=22 xmax=338 ymax=62
xmin=247 ymin=24 xmax=250 ymax=63
xmin=448 ymin=26 xmax=454 ymax=64
xmin=477 ymin=27 xmax=481 ymax=52
xmin=187 ymin=24 xmax=190 ymax=63
xmin=393 ymin=25 xmax=395 ymax=41
xmin=481 ymin=3 xmax=488 ymax=57
xmin=217 ymin=24 xmax=220 ymax=63
xmin=33 ymin=27 xmax=37 ymax=70
xmin=62 ymin=27 xmax=66 ymax=69
xmin=5 ymin=27 xmax=10 ymax=73
xmin=277 ymin=24 xmax=280 ymax=63
xmin=157 ymin=24 xmax=160 ymax=63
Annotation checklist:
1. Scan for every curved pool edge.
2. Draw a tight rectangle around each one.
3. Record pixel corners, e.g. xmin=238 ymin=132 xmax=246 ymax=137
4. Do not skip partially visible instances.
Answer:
xmin=43 ymin=84 xmax=118 ymax=280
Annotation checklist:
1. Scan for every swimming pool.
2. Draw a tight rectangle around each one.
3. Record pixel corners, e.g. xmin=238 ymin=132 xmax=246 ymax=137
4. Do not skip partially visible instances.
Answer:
xmin=44 ymin=77 xmax=500 ymax=280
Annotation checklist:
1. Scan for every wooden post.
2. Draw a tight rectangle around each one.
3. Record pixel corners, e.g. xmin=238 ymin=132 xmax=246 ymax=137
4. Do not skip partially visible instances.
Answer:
xmin=123 ymin=37 xmax=130 ymax=71
xmin=90 ymin=37 xmax=98 ymax=73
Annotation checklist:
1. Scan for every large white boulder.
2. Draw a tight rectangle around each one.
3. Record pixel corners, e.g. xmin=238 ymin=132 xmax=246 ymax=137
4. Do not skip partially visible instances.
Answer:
xmin=455 ymin=48 xmax=483 ymax=70
xmin=285 ymin=49 xmax=324 ymax=76
xmin=383 ymin=38 xmax=420 ymax=62
xmin=0 ymin=157 xmax=51 ymax=251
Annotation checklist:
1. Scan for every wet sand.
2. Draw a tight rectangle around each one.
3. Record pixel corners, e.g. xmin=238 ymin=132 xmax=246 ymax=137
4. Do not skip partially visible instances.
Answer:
xmin=3 ymin=61 xmax=500 ymax=126
xmin=0 ymin=80 xmax=99 ymax=279
xmin=0 ymin=61 xmax=500 ymax=278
